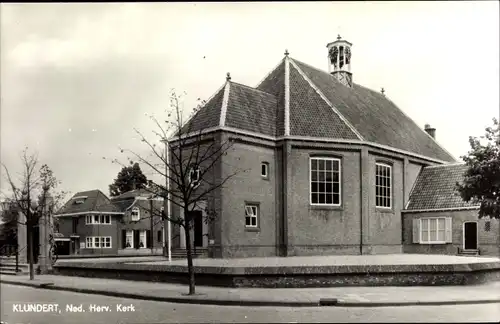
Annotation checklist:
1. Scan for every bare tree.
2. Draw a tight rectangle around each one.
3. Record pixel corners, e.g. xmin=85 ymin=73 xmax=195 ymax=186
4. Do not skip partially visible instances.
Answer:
xmin=2 ymin=148 xmax=66 ymax=280
xmin=107 ymin=90 xmax=246 ymax=295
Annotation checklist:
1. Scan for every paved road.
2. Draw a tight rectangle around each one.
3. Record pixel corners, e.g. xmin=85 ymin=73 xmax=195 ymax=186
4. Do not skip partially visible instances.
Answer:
xmin=1 ymin=284 xmax=499 ymax=323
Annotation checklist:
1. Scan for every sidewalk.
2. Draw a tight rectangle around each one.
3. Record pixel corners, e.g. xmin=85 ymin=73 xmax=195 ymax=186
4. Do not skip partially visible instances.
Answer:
xmin=1 ymin=274 xmax=500 ymax=307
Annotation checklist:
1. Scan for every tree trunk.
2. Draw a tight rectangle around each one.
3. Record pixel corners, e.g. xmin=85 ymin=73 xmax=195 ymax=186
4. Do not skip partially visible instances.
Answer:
xmin=184 ymin=216 xmax=195 ymax=295
xmin=27 ymin=224 xmax=35 ymax=280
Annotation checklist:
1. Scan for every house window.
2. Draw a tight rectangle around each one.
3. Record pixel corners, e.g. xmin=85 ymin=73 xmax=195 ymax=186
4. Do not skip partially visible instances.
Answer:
xmin=94 ymin=237 xmax=100 ymax=248
xmin=86 ymin=237 xmax=93 ymax=248
xmin=102 ymin=237 xmax=111 ymax=248
xmin=139 ymin=230 xmax=147 ymax=248
xmin=86 ymin=214 xmax=110 ymax=224
xmin=125 ymin=230 xmax=133 ymax=248
xmin=188 ymin=165 xmax=201 ymax=188
xmin=310 ymin=157 xmax=341 ymax=205
xmin=420 ymin=218 xmax=446 ymax=243
xmin=245 ymin=204 xmax=258 ymax=228
xmin=375 ymin=163 xmax=392 ymax=208
xmin=131 ymin=207 xmax=140 ymax=221
xmin=485 ymin=221 xmax=491 ymax=232
xmin=100 ymin=215 xmax=111 ymax=224
xmin=261 ymin=162 xmax=269 ymax=178
xmin=85 ymin=236 xmax=111 ymax=248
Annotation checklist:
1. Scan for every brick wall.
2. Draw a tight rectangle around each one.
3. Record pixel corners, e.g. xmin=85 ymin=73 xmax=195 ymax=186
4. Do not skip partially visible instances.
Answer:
xmin=57 ymin=214 xmax=120 ymax=255
xmin=364 ymin=153 xmax=404 ymax=254
xmin=402 ymin=210 xmax=500 ymax=257
xmin=220 ymin=137 xmax=278 ymax=257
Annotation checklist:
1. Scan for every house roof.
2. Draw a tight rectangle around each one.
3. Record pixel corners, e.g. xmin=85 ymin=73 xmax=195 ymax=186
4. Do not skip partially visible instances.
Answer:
xmin=56 ymin=190 xmax=111 ymax=215
xmin=179 ymin=53 xmax=456 ymax=163
xmin=110 ymin=188 xmax=155 ymax=201
xmin=57 ymin=188 xmax=159 ymax=215
xmin=406 ymin=163 xmax=480 ymax=211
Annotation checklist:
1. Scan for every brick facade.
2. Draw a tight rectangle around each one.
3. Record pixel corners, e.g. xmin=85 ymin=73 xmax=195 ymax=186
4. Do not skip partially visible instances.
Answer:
xmin=169 ymin=132 xmax=440 ymax=258
xmin=402 ymin=210 xmax=500 ymax=257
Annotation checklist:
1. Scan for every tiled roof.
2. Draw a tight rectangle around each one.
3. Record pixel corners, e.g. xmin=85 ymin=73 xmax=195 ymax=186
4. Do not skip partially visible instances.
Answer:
xmin=56 ymin=190 xmax=111 ymax=215
xmin=177 ymin=53 xmax=456 ymax=162
xmin=181 ymin=85 xmax=225 ymax=134
xmin=406 ymin=164 xmax=480 ymax=210
xmin=291 ymin=59 xmax=456 ymax=162
xmin=225 ymin=82 xmax=277 ymax=136
xmin=257 ymin=60 xmax=286 ymax=136
xmin=288 ymin=63 xmax=359 ymax=139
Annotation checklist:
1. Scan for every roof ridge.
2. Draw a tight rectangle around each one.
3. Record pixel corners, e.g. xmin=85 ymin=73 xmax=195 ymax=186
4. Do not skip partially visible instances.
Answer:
xmin=255 ymin=57 xmax=286 ymax=89
xmin=288 ymin=58 xmax=364 ymax=141
xmin=230 ymin=81 xmax=277 ymax=97
xmin=175 ymin=82 xmax=227 ymax=139
xmin=424 ymin=162 xmax=466 ymax=169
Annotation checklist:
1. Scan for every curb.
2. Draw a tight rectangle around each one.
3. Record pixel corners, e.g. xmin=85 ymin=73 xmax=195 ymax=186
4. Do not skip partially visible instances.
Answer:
xmin=0 ymin=280 xmax=317 ymax=307
xmin=2 ymin=280 xmax=500 ymax=308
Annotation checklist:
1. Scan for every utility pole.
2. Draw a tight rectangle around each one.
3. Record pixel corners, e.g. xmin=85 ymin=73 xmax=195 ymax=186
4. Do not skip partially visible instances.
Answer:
xmin=149 ymin=198 xmax=154 ymax=254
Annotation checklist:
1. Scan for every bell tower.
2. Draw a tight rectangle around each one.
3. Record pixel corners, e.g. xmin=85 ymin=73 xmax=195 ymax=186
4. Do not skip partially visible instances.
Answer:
xmin=327 ymin=35 xmax=353 ymax=87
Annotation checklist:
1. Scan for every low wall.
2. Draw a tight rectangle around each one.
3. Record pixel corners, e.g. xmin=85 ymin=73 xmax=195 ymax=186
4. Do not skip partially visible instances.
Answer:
xmin=53 ymin=260 xmax=500 ymax=288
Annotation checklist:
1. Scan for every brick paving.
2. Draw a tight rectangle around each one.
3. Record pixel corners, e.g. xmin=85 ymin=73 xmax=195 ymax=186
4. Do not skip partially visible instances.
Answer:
xmin=1 ymin=274 xmax=500 ymax=306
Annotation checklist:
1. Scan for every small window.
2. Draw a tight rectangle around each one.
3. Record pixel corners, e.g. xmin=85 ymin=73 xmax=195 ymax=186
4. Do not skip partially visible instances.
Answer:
xmin=94 ymin=237 xmax=100 ymax=248
xmin=245 ymin=204 xmax=258 ymax=228
xmin=485 ymin=221 xmax=491 ymax=232
xmin=86 ymin=215 xmax=92 ymax=224
xmin=85 ymin=237 xmax=93 ymax=248
xmin=131 ymin=207 xmax=140 ymax=221
xmin=126 ymin=230 xmax=133 ymax=248
xmin=375 ymin=163 xmax=392 ymax=208
xmin=261 ymin=162 xmax=269 ymax=178
xmin=103 ymin=237 xmax=111 ymax=248
xmin=139 ymin=230 xmax=147 ymax=248
xmin=188 ymin=165 xmax=201 ymax=188
xmin=93 ymin=215 xmax=99 ymax=224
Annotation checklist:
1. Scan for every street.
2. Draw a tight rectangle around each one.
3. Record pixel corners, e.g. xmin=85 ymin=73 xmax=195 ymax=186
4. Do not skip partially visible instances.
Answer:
xmin=1 ymin=284 xmax=499 ymax=323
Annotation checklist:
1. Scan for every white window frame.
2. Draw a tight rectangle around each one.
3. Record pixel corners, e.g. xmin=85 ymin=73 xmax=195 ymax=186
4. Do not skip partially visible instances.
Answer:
xmin=188 ymin=165 xmax=201 ymax=189
xmin=131 ymin=207 xmax=140 ymax=221
xmin=375 ymin=163 xmax=392 ymax=209
xmin=85 ymin=237 xmax=93 ymax=248
xmin=309 ymin=157 xmax=341 ymax=206
xmin=261 ymin=162 xmax=269 ymax=178
xmin=139 ymin=230 xmax=147 ymax=248
xmin=420 ymin=218 xmax=447 ymax=244
xmin=125 ymin=230 xmax=134 ymax=249
xmin=245 ymin=204 xmax=259 ymax=228
xmin=85 ymin=236 xmax=112 ymax=248
xmin=86 ymin=214 xmax=111 ymax=225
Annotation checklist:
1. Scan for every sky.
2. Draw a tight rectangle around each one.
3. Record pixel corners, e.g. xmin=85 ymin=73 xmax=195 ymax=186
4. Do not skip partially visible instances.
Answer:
xmin=1 ymin=2 xmax=499 ymax=201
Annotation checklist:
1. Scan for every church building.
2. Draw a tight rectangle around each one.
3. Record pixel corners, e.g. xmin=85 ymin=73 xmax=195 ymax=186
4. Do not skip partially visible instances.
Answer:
xmin=167 ymin=36 xmax=498 ymax=258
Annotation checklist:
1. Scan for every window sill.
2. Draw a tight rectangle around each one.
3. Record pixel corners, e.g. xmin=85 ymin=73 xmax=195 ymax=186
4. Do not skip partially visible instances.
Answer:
xmin=309 ymin=205 xmax=343 ymax=211
xmin=245 ymin=227 xmax=260 ymax=232
xmin=261 ymin=176 xmax=269 ymax=181
xmin=418 ymin=242 xmax=448 ymax=245
xmin=375 ymin=207 xmax=394 ymax=213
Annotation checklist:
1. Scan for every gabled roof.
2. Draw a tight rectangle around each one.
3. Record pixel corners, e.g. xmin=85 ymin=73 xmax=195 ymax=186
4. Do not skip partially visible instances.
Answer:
xmin=179 ymin=53 xmax=456 ymax=163
xmin=56 ymin=190 xmax=113 ymax=215
xmin=406 ymin=164 xmax=480 ymax=211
